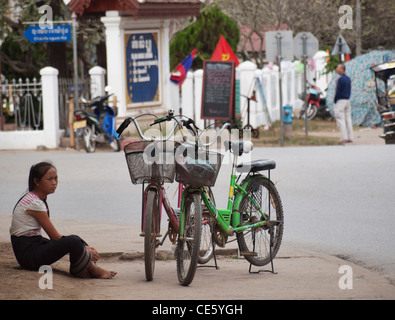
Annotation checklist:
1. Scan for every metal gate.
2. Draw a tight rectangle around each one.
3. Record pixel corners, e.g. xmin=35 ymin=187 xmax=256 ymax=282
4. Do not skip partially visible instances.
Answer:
xmin=58 ymin=77 xmax=91 ymax=133
xmin=0 ymin=77 xmax=42 ymax=131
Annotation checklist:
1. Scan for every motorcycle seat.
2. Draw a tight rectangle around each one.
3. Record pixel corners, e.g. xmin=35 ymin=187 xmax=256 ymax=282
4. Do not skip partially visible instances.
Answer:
xmin=236 ymin=159 xmax=276 ymax=173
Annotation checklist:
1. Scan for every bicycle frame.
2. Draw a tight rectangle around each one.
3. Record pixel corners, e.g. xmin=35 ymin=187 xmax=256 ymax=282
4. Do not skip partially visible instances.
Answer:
xmin=141 ymin=182 xmax=181 ymax=236
xmin=178 ymin=156 xmax=271 ymax=240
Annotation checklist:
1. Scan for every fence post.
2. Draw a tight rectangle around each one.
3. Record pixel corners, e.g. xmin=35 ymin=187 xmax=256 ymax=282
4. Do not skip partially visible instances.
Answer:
xmin=89 ymin=66 xmax=106 ymax=98
xmin=238 ymin=61 xmax=257 ymax=127
xmin=68 ymin=98 xmax=75 ymax=148
xmin=193 ymin=69 xmax=204 ymax=129
xmin=40 ymin=67 xmax=60 ymax=148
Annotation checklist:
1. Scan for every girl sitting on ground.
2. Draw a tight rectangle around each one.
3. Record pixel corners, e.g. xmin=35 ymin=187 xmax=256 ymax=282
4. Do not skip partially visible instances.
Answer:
xmin=10 ymin=161 xmax=117 ymax=279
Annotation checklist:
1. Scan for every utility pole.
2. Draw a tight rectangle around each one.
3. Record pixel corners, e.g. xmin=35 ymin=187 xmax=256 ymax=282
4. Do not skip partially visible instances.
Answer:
xmin=72 ymin=13 xmax=79 ymax=110
xmin=355 ymin=0 xmax=362 ymax=56
xmin=276 ymin=32 xmax=284 ymax=147
xmin=302 ymin=33 xmax=308 ymax=137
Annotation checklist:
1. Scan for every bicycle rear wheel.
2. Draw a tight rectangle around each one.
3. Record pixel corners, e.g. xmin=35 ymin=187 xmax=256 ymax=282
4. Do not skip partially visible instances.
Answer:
xmin=236 ymin=175 xmax=284 ymax=266
xmin=176 ymin=192 xmax=202 ymax=286
xmin=145 ymin=189 xmax=159 ymax=281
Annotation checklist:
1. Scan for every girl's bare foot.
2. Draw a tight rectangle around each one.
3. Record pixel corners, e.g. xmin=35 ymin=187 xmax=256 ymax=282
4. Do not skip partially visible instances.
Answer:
xmin=77 ymin=262 xmax=117 ymax=279
xmin=88 ymin=263 xmax=117 ymax=279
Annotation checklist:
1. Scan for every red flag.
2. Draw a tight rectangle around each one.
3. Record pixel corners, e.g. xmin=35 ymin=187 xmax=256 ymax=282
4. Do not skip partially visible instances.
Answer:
xmin=345 ymin=53 xmax=351 ymax=62
xmin=170 ymin=49 xmax=197 ymax=86
xmin=211 ymin=35 xmax=240 ymax=66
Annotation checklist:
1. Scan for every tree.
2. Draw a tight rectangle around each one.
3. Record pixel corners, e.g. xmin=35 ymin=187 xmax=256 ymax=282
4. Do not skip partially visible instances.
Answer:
xmin=216 ymin=0 xmax=395 ymax=70
xmin=170 ymin=3 xmax=239 ymax=71
xmin=0 ymin=0 xmax=105 ymax=79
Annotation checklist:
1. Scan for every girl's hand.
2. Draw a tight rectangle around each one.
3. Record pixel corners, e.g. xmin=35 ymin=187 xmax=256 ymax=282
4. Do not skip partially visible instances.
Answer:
xmin=86 ymin=246 xmax=100 ymax=262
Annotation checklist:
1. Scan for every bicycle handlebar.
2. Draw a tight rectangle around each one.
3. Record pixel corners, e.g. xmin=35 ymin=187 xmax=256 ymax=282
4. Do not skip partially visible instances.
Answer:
xmin=116 ymin=116 xmax=179 ymax=142
xmin=116 ymin=110 xmax=233 ymax=146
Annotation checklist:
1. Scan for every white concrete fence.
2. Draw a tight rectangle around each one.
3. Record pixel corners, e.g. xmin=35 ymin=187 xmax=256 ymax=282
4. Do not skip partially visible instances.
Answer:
xmin=171 ymin=50 xmax=331 ymax=130
xmin=0 ymin=66 xmax=106 ymax=150
xmin=0 ymin=51 xmax=329 ymax=150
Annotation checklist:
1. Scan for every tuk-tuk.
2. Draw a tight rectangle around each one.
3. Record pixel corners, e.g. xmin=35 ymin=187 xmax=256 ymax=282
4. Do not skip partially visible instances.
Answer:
xmin=370 ymin=60 xmax=395 ymax=144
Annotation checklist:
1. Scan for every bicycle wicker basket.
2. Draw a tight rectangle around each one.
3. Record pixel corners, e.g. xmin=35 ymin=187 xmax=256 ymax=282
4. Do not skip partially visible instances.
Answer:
xmin=124 ymin=140 xmax=178 ymax=184
xmin=175 ymin=146 xmax=223 ymax=187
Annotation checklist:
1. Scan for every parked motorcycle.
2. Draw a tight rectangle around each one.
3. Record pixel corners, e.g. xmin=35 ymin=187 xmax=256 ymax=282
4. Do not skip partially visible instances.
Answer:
xmin=298 ymin=85 xmax=331 ymax=121
xmin=370 ymin=60 xmax=395 ymax=144
xmin=73 ymin=91 xmax=120 ymax=152
xmin=315 ymin=92 xmax=332 ymax=120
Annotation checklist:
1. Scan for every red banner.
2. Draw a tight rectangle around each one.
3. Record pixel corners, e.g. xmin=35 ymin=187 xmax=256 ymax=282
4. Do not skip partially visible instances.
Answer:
xmin=211 ymin=35 xmax=240 ymax=66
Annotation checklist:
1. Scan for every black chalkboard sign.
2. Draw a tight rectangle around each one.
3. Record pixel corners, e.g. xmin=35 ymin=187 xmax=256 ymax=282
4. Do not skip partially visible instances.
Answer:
xmin=201 ymin=61 xmax=235 ymax=120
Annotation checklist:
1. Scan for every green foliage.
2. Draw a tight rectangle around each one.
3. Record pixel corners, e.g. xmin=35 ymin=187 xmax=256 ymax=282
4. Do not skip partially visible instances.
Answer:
xmin=170 ymin=4 xmax=239 ymax=70
xmin=320 ymin=45 xmax=341 ymax=75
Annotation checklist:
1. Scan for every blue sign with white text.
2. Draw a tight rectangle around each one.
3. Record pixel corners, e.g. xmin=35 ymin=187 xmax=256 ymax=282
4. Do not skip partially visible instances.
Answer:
xmin=23 ymin=25 xmax=71 ymax=43
xmin=125 ymin=32 xmax=161 ymax=106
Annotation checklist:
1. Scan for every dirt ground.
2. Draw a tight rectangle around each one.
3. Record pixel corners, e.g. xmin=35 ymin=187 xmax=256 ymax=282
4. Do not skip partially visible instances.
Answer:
xmin=1 ymin=125 xmax=391 ymax=302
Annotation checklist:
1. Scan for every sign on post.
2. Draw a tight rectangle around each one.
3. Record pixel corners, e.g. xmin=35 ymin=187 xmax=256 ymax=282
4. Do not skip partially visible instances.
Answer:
xmin=332 ymin=33 xmax=351 ymax=56
xmin=265 ymin=31 xmax=294 ymax=63
xmin=23 ymin=25 xmax=71 ymax=43
xmin=293 ymin=32 xmax=319 ymax=137
xmin=265 ymin=30 xmax=293 ymax=146
xmin=293 ymin=32 xmax=319 ymax=60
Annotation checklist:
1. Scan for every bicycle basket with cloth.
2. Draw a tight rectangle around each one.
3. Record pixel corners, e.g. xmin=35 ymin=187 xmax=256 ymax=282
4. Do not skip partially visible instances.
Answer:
xmin=124 ymin=140 xmax=178 ymax=184
xmin=175 ymin=145 xmax=223 ymax=187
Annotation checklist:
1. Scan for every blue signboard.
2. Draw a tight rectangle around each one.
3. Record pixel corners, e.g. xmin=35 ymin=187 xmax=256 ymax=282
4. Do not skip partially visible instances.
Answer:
xmin=124 ymin=31 xmax=161 ymax=107
xmin=23 ymin=25 xmax=71 ymax=43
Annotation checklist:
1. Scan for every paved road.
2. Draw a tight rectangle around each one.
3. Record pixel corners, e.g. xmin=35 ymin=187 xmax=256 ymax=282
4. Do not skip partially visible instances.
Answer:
xmin=1 ymin=144 xmax=395 ymax=280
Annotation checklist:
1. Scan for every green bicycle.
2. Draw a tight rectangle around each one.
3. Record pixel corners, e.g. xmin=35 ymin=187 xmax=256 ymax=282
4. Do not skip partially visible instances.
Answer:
xmin=174 ymin=121 xmax=284 ymax=286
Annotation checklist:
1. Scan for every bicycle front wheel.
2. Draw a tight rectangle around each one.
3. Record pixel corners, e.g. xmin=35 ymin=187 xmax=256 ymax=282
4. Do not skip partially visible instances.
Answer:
xmin=236 ymin=176 xmax=284 ymax=266
xmin=199 ymin=188 xmax=215 ymax=265
xmin=145 ymin=189 xmax=159 ymax=281
xmin=176 ymin=192 xmax=202 ymax=286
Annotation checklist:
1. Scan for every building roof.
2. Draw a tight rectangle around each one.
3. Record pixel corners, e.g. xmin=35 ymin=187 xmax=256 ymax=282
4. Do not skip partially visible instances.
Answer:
xmin=238 ymin=25 xmax=289 ymax=53
xmin=68 ymin=0 xmax=203 ymax=18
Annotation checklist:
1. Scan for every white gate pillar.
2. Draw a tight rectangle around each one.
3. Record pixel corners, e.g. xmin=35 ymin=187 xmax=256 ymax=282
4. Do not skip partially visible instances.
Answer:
xmin=89 ymin=66 xmax=106 ymax=98
xmin=40 ymin=66 xmax=60 ymax=148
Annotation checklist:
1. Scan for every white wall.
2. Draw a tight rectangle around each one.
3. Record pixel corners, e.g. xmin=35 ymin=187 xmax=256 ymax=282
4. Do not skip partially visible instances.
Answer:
xmin=0 ymin=67 xmax=62 ymax=150
xmin=178 ymin=51 xmax=329 ymax=128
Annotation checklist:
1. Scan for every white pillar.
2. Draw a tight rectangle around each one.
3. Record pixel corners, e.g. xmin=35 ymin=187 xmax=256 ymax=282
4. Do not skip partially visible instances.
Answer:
xmin=161 ymin=20 xmax=172 ymax=110
xmin=101 ymin=11 xmax=125 ymax=116
xmin=238 ymin=61 xmax=257 ymax=127
xmin=253 ymin=69 xmax=266 ymax=127
xmin=193 ymin=69 xmax=204 ymax=129
xmin=181 ymin=71 xmax=194 ymax=119
xmin=40 ymin=66 xmax=60 ymax=148
xmin=89 ymin=66 xmax=106 ymax=98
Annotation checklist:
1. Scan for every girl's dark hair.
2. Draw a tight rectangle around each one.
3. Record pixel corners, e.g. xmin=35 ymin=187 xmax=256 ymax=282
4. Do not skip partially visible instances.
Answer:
xmin=28 ymin=162 xmax=56 ymax=191
xmin=13 ymin=162 xmax=56 ymax=216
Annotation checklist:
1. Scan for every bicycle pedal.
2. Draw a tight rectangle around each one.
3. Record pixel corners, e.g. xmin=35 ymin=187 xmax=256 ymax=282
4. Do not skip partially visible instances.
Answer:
xmin=240 ymin=251 xmax=258 ymax=257
xmin=139 ymin=232 xmax=145 ymax=237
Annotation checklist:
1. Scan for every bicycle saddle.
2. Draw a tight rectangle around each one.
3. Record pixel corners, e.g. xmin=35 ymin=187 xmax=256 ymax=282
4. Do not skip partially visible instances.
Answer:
xmin=224 ymin=140 xmax=253 ymax=156
xmin=236 ymin=159 xmax=276 ymax=173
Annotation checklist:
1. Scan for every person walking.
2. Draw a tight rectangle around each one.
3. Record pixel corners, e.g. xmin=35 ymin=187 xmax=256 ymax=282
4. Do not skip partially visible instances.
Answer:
xmin=10 ymin=162 xmax=117 ymax=279
xmin=334 ymin=63 xmax=353 ymax=143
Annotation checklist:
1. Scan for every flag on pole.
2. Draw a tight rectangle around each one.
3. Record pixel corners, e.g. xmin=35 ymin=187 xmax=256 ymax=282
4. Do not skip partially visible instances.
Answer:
xmin=170 ymin=49 xmax=197 ymax=86
xmin=345 ymin=53 xmax=351 ymax=62
xmin=211 ymin=35 xmax=240 ymax=66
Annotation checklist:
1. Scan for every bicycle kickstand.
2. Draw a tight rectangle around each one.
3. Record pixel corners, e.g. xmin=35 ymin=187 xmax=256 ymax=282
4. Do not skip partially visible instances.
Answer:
xmin=197 ymin=238 xmax=220 ymax=270
xmin=248 ymin=226 xmax=277 ymax=275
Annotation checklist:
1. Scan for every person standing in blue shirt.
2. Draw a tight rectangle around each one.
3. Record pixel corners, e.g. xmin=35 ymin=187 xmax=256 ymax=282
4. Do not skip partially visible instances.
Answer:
xmin=334 ymin=63 xmax=353 ymax=143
